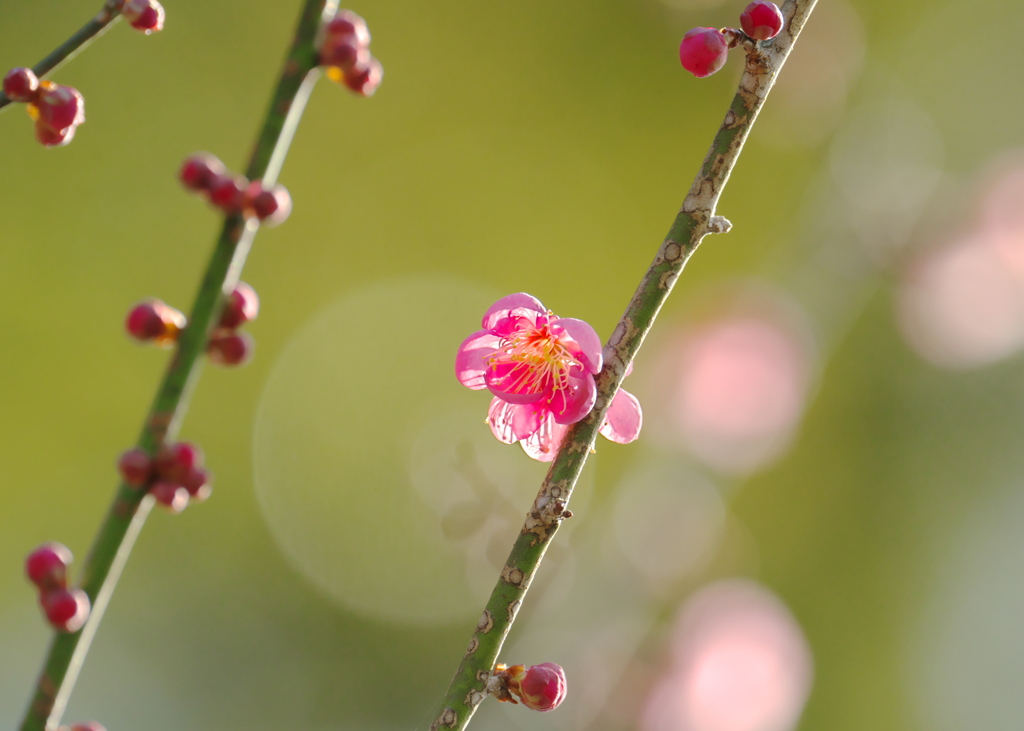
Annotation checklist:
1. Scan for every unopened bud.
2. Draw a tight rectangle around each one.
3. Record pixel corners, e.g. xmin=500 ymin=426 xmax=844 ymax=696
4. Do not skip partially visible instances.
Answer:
xmin=34 ymin=82 xmax=85 ymax=133
xmin=219 ymin=281 xmax=260 ymax=329
xmin=25 ymin=542 xmax=72 ymax=590
xmin=678 ymin=27 xmax=729 ymax=78
xmin=42 ymin=587 xmax=91 ymax=633
xmin=207 ymin=331 xmax=254 ymax=366
xmin=341 ymin=56 xmax=383 ymax=96
xmin=739 ymin=1 xmax=784 ymax=40
xmin=122 ymin=0 xmax=165 ymax=34
xmin=118 ymin=447 xmax=154 ymax=488
xmin=124 ymin=299 xmax=187 ymax=346
xmin=3 ymin=67 xmax=39 ymax=102
xmin=503 ymin=662 xmax=567 ymax=712
xmin=179 ymin=153 xmax=225 ymax=192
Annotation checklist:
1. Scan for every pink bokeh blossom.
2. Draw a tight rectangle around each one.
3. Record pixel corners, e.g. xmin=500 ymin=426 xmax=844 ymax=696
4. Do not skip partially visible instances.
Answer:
xmin=897 ymin=152 xmax=1024 ymax=369
xmin=456 ymin=293 xmax=642 ymax=461
xmin=641 ymin=580 xmax=813 ymax=731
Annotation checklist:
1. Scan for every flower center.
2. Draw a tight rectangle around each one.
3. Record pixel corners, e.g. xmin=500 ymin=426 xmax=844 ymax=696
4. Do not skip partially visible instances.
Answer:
xmin=489 ymin=320 xmax=579 ymax=397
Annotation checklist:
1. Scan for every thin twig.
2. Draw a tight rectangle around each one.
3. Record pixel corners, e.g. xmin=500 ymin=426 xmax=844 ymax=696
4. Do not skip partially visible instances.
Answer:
xmin=430 ymin=2 xmax=818 ymax=729
xmin=0 ymin=0 xmax=123 ymax=112
xmin=17 ymin=1 xmax=334 ymax=728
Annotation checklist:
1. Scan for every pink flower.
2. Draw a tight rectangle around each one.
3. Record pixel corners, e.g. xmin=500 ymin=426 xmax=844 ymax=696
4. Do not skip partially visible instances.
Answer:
xmin=456 ymin=293 xmax=642 ymax=461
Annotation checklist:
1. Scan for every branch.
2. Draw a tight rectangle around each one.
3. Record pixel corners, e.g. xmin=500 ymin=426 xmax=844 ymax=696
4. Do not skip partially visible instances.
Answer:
xmin=17 ymin=1 xmax=335 ymax=728
xmin=0 ymin=0 xmax=123 ymax=111
xmin=429 ymin=1 xmax=818 ymax=728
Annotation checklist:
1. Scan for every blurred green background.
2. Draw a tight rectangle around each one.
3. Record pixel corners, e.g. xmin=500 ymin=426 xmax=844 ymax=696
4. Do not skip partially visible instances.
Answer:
xmin=3 ymin=0 xmax=1024 ymax=729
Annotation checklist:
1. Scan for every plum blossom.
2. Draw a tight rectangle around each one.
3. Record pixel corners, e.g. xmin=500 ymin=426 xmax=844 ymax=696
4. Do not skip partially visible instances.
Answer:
xmin=456 ymin=293 xmax=642 ymax=461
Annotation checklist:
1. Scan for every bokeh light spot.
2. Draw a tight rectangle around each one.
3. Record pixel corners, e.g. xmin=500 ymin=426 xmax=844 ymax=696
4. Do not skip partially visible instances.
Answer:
xmin=641 ymin=579 xmax=813 ymax=731
xmin=612 ymin=462 xmax=726 ymax=590
xmin=906 ymin=484 xmax=1024 ymax=730
xmin=897 ymin=150 xmax=1024 ymax=369
xmin=254 ymin=275 xmax=513 ymax=625
xmin=646 ymin=287 xmax=815 ymax=476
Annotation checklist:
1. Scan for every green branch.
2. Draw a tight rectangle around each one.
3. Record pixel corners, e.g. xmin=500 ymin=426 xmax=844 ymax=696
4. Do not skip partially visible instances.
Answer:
xmin=17 ymin=1 xmax=334 ymax=728
xmin=429 ymin=2 xmax=819 ymax=729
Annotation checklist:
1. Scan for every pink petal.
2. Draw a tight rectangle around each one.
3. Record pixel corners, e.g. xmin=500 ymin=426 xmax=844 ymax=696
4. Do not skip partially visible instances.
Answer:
xmin=485 ymin=360 xmax=548 ymax=404
xmin=490 ymin=314 xmax=535 ymax=338
xmin=511 ymin=403 xmax=546 ymax=440
xmin=487 ymin=398 xmax=519 ymax=444
xmin=549 ymin=372 xmax=597 ymax=425
xmin=599 ymin=388 xmax=643 ymax=444
xmin=456 ymin=330 xmax=502 ymax=390
xmin=521 ymin=416 xmax=569 ymax=462
xmin=487 ymin=398 xmax=547 ymax=443
xmin=551 ymin=318 xmax=603 ymax=374
xmin=482 ymin=293 xmax=547 ymax=331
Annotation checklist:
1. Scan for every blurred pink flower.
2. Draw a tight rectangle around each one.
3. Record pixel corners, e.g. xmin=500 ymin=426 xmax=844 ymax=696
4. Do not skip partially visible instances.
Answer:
xmin=641 ymin=580 xmax=813 ymax=731
xmin=647 ymin=305 xmax=812 ymax=476
xmin=896 ymin=152 xmax=1024 ymax=369
xmin=456 ymin=293 xmax=642 ymax=461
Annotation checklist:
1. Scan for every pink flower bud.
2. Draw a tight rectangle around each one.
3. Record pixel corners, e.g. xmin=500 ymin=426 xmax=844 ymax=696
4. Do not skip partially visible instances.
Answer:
xmin=42 ymin=587 xmax=91 ymax=633
xmin=219 ymin=281 xmax=260 ymax=329
xmin=117 ymin=447 xmax=154 ymax=487
xmin=179 ymin=152 xmax=225 ymax=192
xmin=122 ymin=0 xmax=165 ymax=34
xmin=678 ymin=27 xmax=729 ymax=78
xmin=207 ymin=172 xmax=248 ymax=214
xmin=181 ymin=466 xmax=212 ymax=502
xmin=739 ymin=1 xmax=784 ymax=40
xmin=124 ymin=299 xmax=187 ymax=346
xmin=243 ymin=181 xmax=292 ymax=225
xmin=25 ymin=542 xmax=72 ymax=590
xmin=151 ymin=481 xmax=190 ymax=513
xmin=33 ymin=119 xmax=76 ymax=147
xmin=326 ymin=10 xmax=371 ymax=47
xmin=34 ymin=82 xmax=85 ymax=132
xmin=507 ymin=663 xmax=567 ymax=712
xmin=155 ymin=441 xmax=204 ymax=482
xmin=68 ymin=722 xmax=107 ymax=731
xmin=3 ymin=67 xmax=39 ymax=102
xmin=207 ymin=331 xmax=254 ymax=366
xmin=342 ymin=56 xmax=384 ymax=97
xmin=320 ymin=36 xmax=371 ymax=74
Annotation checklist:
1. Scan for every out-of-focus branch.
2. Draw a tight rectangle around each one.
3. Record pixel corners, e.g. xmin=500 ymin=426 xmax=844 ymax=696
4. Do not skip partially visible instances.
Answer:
xmin=17 ymin=1 xmax=335 ymax=729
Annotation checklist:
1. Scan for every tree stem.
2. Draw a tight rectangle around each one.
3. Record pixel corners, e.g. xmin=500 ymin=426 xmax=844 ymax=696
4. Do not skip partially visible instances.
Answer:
xmin=17 ymin=1 xmax=333 ymax=728
xmin=429 ymin=2 xmax=818 ymax=729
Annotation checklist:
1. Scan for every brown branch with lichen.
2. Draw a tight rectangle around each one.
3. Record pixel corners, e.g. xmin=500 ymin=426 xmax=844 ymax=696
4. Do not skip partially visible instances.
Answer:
xmin=430 ymin=2 xmax=818 ymax=729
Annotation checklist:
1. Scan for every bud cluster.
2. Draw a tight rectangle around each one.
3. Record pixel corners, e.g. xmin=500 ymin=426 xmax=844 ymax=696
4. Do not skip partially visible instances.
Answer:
xmin=25 ymin=543 xmax=91 ymax=633
xmin=179 ymin=153 xmax=292 ymax=225
xmin=3 ymin=69 xmax=85 ymax=147
xmin=118 ymin=441 xmax=213 ymax=513
xmin=2 ymin=0 xmax=164 ymax=147
xmin=208 ymin=281 xmax=259 ymax=366
xmin=678 ymin=1 xmax=784 ymax=78
xmin=318 ymin=9 xmax=383 ymax=96
xmin=123 ymin=282 xmax=258 ymax=365
xmin=492 ymin=662 xmax=567 ymax=713
xmin=118 ymin=0 xmax=166 ymax=34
